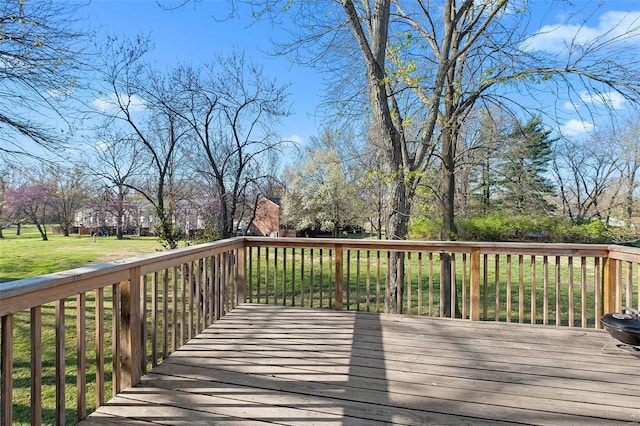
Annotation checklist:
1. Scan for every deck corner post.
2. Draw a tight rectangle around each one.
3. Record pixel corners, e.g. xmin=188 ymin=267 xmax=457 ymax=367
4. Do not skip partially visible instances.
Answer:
xmin=120 ymin=266 xmax=144 ymax=389
xmin=602 ymin=255 xmax=619 ymax=315
xmin=236 ymin=247 xmax=246 ymax=305
xmin=335 ymin=245 xmax=343 ymax=311
xmin=470 ymin=248 xmax=481 ymax=321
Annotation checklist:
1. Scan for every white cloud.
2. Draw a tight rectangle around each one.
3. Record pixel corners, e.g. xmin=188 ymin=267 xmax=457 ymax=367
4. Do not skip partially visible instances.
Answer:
xmin=92 ymin=93 xmax=146 ymax=113
xmin=524 ymin=10 xmax=640 ymax=54
xmin=284 ymin=134 xmax=305 ymax=146
xmin=564 ymin=91 xmax=626 ymax=111
xmin=561 ymin=119 xmax=594 ymax=137
xmin=579 ymin=91 xmax=626 ymax=110
xmin=91 ymin=140 xmax=110 ymax=151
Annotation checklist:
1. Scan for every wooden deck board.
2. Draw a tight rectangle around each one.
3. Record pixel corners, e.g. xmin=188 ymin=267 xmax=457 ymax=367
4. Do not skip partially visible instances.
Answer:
xmin=80 ymin=304 xmax=640 ymax=425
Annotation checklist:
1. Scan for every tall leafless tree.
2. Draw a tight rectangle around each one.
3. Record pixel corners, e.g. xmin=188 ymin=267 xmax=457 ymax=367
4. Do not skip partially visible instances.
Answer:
xmin=552 ymin=137 xmax=620 ymax=223
xmin=0 ymin=0 xmax=86 ymax=157
xmin=89 ymin=125 xmax=144 ymax=239
xmin=47 ymin=164 xmax=90 ymax=236
xmin=241 ymin=0 xmax=640 ymax=315
xmin=167 ymin=51 xmax=291 ymax=239
xmin=95 ymin=36 xmax=188 ymax=249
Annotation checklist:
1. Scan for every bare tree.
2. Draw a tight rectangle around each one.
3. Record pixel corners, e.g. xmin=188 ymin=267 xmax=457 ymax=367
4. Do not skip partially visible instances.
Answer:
xmin=242 ymin=0 xmax=640 ymax=316
xmin=47 ymin=164 xmax=90 ymax=236
xmin=95 ymin=36 xmax=188 ymax=249
xmin=552 ymin=137 xmax=620 ymax=223
xmin=168 ymin=51 xmax=292 ymax=239
xmin=89 ymin=125 xmax=145 ymax=239
xmin=0 ymin=0 xmax=86 ymax=157
xmin=611 ymin=117 xmax=640 ymax=225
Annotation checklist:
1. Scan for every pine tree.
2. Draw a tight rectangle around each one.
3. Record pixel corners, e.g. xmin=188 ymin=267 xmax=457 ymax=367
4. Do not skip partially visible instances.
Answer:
xmin=497 ymin=117 xmax=556 ymax=215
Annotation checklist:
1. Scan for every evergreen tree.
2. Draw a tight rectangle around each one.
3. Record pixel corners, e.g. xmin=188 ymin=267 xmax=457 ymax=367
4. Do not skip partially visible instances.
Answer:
xmin=466 ymin=112 xmax=509 ymax=215
xmin=497 ymin=117 xmax=556 ymax=215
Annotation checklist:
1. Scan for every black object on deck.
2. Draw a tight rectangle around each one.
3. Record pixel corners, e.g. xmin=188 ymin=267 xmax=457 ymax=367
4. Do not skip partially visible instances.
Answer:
xmin=601 ymin=307 xmax=640 ymax=357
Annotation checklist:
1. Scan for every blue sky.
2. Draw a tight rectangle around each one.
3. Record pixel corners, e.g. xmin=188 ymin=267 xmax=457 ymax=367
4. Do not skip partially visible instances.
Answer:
xmin=523 ymin=1 xmax=640 ymax=138
xmin=80 ymin=0 xmax=640 ymax=147
xmin=83 ymin=0 xmax=325 ymax=149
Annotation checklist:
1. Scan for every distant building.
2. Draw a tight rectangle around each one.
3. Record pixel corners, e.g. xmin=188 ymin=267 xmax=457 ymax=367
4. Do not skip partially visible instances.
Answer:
xmin=247 ymin=197 xmax=295 ymax=237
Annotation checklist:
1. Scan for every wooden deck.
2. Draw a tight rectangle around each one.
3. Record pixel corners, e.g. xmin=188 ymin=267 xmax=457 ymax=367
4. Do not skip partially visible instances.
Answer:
xmin=80 ymin=304 xmax=640 ymax=426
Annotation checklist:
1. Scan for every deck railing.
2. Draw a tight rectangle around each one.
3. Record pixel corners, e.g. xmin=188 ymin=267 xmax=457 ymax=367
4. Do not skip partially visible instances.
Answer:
xmin=1 ymin=237 xmax=639 ymax=425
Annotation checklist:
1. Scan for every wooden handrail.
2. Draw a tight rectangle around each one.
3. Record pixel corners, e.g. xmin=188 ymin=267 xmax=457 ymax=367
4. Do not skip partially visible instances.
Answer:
xmin=1 ymin=236 xmax=639 ymax=425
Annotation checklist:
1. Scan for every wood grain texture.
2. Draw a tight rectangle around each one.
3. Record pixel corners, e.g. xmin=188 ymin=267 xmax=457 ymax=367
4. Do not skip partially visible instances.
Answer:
xmin=80 ymin=304 xmax=640 ymax=426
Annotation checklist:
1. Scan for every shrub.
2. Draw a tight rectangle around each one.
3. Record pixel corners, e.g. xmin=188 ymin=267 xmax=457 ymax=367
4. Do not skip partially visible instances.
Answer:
xmin=409 ymin=212 xmax=615 ymax=243
xmin=408 ymin=216 xmax=441 ymax=240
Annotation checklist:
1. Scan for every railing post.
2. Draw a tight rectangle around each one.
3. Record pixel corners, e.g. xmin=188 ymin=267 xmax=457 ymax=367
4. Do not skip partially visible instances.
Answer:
xmin=602 ymin=255 xmax=619 ymax=315
xmin=236 ymin=247 xmax=246 ymax=305
xmin=335 ymin=245 xmax=343 ymax=311
xmin=120 ymin=266 xmax=144 ymax=389
xmin=470 ymin=248 xmax=481 ymax=321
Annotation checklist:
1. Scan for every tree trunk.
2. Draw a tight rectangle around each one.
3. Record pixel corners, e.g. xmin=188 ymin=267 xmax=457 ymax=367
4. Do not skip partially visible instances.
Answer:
xmin=35 ymin=222 xmax=48 ymax=241
xmin=116 ymin=208 xmax=124 ymax=240
xmin=384 ymin=175 xmax=411 ymax=313
xmin=441 ymin=130 xmax=461 ymax=318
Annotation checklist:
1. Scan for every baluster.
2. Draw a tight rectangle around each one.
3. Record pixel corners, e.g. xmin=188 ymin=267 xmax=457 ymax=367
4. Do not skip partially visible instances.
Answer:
xmin=531 ymin=256 xmax=537 ymax=325
xmin=95 ymin=288 xmax=105 ymax=407
xmin=1 ymin=314 xmax=14 ymax=426
xmin=569 ymin=256 xmax=575 ymax=327
xmin=76 ymin=293 xmax=87 ymax=420
xmin=357 ymin=250 xmax=361 ymax=311
xmin=461 ymin=253 xmax=467 ymax=319
xmin=428 ymin=252 xmax=433 ymax=316
xmin=407 ymin=252 xmax=412 ymax=314
xmin=367 ymin=250 xmax=372 ymax=313
xmin=299 ymin=248 xmax=305 ymax=307
xmin=519 ymin=255 xmax=524 ymax=324
xmin=55 ymin=298 xmax=65 ymax=426
xmin=482 ymin=254 xmax=488 ymax=320
xmin=151 ymin=272 xmax=158 ymax=367
xmin=580 ymin=257 xmax=587 ymax=328
xmin=506 ymin=255 xmax=512 ymax=323
xmin=31 ymin=306 xmax=42 ymax=424
xmin=376 ymin=251 xmax=382 ymax=313
xmin=495 ymin=255 xmax=500 ymax=322
xmin=291 ymin=248 xmax=296 ymax=306
xmin=162 ymin=269 xmax=169 ymax=359
xmin=346 ymin=250 xmax=351 ymax=310
xmin=594 ymin=257 xmax=601 ymax=329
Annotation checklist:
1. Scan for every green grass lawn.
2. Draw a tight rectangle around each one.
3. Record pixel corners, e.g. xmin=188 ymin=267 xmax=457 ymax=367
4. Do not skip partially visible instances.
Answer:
xmin=1 ymin=226 xmax=165 ymax=425
xmin=0 ymin=225 xmax=164 ymax=283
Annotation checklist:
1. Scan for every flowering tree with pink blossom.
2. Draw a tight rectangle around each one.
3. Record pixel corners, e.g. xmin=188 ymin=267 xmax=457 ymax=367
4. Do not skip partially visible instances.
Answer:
xmin=4 ymin=183 xmax=54 ymax=241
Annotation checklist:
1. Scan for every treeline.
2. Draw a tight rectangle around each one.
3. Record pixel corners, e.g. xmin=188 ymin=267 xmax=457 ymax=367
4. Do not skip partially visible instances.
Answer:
xmin=282 ymin=115 xmax=639 ymax=244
